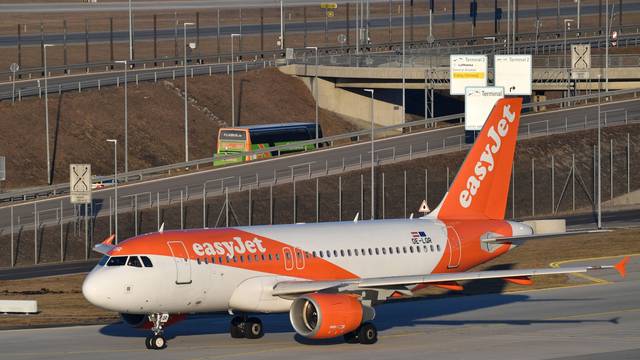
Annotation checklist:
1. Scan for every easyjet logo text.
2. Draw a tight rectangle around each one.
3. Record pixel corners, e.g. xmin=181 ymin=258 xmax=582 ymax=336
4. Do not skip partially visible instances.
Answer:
xmin=459 ymin=104 xmax=516 ymax=208
xmin=192 ymin=237 xmax=266 ymax=258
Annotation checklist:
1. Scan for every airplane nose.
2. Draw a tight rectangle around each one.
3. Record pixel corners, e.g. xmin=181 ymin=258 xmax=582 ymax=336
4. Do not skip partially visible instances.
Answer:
xmin=82 ymin=271 xmax=110 ymax=310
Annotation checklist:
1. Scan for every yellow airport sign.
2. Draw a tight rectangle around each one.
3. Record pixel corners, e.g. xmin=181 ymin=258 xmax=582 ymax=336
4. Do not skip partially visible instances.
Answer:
xmin=320 ymin=3 xmax=338 ymax=9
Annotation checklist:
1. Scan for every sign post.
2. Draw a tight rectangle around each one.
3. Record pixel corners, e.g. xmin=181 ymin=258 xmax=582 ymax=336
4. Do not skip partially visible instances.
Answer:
xmin=10 ymin=63 xmax=19 ymax=104
xmin=571 ymin=44 xmax=591 ymax=80
xmin=464 ymin=87 xmax=505 ymax=143
xmin=494 ymin=54 xmax=533 ymax=96
xmin=449 ymin=55 xmax=488 ymax=95
xmin=70 ymin=164 xmax=92 ymax=204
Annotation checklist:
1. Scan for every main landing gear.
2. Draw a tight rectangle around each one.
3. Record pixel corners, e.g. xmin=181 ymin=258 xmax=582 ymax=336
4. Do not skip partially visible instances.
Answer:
xmin=229 ymin=315 xmax=264 ymax=339
xmin=343 ymin=322 xmax=378 ymax=345
xmin=145 ymin=313 xmax=169 ymax=350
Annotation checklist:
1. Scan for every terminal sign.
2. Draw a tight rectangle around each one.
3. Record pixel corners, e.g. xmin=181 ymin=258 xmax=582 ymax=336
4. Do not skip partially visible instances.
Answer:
xmin=450 ymin=55 xmax=488 ymax=95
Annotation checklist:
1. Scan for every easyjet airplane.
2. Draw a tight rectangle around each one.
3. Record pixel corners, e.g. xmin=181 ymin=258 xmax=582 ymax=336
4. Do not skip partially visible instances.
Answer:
xmin=83 ymin=98 xmax=628 ymax=350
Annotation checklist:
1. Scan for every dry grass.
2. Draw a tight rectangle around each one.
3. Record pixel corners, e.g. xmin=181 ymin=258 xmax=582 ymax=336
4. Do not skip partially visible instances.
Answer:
xmin=0 ymin=227 xmax=637 ymax=329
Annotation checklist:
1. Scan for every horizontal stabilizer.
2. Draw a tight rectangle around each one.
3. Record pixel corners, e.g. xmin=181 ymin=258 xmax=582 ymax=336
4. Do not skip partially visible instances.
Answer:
xmin=481 ymin=229 xmax=610 ymax=245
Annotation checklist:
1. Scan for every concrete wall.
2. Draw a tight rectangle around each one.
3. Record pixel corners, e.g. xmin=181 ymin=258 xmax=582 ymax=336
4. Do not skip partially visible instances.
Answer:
xmin=281 ymin=65 xmax=405 ymax=127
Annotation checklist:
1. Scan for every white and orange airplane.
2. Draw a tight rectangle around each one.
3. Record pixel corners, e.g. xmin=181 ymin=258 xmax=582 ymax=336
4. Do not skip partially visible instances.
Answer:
xmin=83 ymin=98 xmax=628 ymax=350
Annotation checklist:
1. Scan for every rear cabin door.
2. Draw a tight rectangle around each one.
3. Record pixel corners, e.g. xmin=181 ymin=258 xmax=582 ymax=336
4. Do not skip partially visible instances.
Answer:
xmin=167 ymin=241 xmax=192 ymax=284
xmin=446 ymin=226 xmax=462 ymax=269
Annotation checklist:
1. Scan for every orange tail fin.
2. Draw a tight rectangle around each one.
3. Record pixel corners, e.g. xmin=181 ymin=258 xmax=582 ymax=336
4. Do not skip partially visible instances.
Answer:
xmin=434 ymin=98 xmax=523 ymax=220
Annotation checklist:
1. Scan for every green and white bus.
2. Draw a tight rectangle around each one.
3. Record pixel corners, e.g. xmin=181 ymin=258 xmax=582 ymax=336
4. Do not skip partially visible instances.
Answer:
xmin=214 ymin=123 xmax=324 ymax=166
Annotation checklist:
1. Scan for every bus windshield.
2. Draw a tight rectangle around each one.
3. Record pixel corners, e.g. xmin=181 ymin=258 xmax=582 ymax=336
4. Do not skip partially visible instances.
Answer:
xmin=218 ymin=130 xmax=248 ymax=154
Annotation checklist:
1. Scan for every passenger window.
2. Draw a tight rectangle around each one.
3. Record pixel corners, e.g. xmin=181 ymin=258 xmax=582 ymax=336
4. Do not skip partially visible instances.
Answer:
xmin=326 ymin=251 xmax=331 ymax=258
xmin=275 ymin=254 xmax=280 ymax=261
xmin=424 ymin=246 xmax=428 ymax=252
xmin=410 ymin=246 xmax=414 ymax=253
xmin=347 ymin=249 xmax=352 ymax=256
xmin=107 ymin=256 xmax=127 ymax=266
xmin=381 ymin=248 xmax=386 ymax=255
xmin=333 ymin=250 xmax=338 ymax=257
xmin=204 ymin=257 xmax=209 ymax=264
xmin=247 ymin=255 xmax=252 ymax=263
xmin=196 ymin=258 xmax=201 ymax=265
xmin=98 ymin=255 xmax=110 ymax=266
xmin=211 ymin=256 xmax=215 ymax=264
xmin=389 ymin=247 xmax=393 ymax=254
xmin=354 ymin=249 xmax=359 ymax=256
xmin=368 ymin=248 xmax=373 ymax=255
xmin=340 ymin=250 xmax=345 ymax=257
xmin=255 ymin=254 xmax=260 ymax=262
xmin=437 ymin=245 xmax=441 ymax=252
xmin=417 ymin=246 xmax=421 ymax=253
xmin=140 ymin=256 xmax=153 ymax=267
xmin=261 ymin=254 xmax=266 ymax=261
xmin=430 ymin=245 xmax=434 ymax=252
xmin=319 ymin=251 xmax=324 ymax=258
xmin=403 ymin=247 xmax=407 ymax=253
xmin=312 ymin=251 xmax=317 ymax=257
xmin=396 ymin=246 xmax=400 ymax=254
xmin=240 ymin=255 xmax=244 ymax=263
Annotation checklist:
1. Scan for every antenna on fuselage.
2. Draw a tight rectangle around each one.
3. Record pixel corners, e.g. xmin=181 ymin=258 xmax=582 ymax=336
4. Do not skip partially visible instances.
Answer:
xmin=158 ymin=222 xmax=165 ymax=233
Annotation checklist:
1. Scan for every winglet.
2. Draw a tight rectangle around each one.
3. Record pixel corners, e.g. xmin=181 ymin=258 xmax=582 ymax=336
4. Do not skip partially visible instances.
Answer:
xmin=101 ymin=234 xmax=115 ymax=245
xmin=159 ymin=222 xmax=165 ymax=233
xmin=614 ymin=256 xmax=630 ymax=278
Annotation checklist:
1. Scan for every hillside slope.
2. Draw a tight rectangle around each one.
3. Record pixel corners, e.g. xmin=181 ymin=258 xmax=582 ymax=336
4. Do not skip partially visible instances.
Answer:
xmin=0 ymin=68 xmax=359 ymax=190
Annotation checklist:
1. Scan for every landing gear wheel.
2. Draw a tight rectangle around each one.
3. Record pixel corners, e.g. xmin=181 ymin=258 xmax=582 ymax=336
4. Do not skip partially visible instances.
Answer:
xmin=358 ymin=322 xmax=377 ymax=345
xmin=146 ymin=334 xmax=166 ymax=350
xmin=243 ymin=317 xmax=264 ymax=339
xmin=230 ymin=316 xmax=245 ymax=338
xmin=343 ymin=330 xmax=359 ymax=344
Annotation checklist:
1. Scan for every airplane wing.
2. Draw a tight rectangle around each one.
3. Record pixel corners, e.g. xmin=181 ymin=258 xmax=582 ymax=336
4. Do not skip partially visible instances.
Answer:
xmin=272 ymin=256 xmax=629 ymax=297
xmin=480 ymin=229 xmax=609 ymax=245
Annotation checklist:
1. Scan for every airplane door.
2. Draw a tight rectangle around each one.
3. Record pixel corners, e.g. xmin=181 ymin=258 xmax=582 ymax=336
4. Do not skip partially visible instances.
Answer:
xmin=282 ymin=247 xmax=294 ymax=271
xmin=446 ymin=226 xmax=462 ymax=269
xmin=167 ymin=241 xmax=192 ymax=284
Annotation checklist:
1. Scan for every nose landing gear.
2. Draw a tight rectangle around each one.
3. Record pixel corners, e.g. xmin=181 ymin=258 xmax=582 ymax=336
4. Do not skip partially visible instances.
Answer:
xmin=145 ymin=313 xmax=169 ymax=350
xmin=229 ymin=315 xmax=264 ymax=339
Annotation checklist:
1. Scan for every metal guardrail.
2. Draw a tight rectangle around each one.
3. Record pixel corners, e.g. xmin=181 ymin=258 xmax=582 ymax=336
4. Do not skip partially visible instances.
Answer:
xmin=3 ymin=22 xmax=638 ymax=80
xmin=1 ymin=87 xmax=638 ymax=204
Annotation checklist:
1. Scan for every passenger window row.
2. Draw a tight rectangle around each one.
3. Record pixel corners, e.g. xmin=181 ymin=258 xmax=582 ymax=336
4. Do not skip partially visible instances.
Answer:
xmin=194 ymin=244 xmax=441 ymax=265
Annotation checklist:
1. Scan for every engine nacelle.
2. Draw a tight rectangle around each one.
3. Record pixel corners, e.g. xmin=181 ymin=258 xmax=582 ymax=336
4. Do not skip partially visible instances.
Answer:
xmin=289 ymin=293 xmax=374 ymax=339
xmin=119 ymin=313 xmax=186 ymax=329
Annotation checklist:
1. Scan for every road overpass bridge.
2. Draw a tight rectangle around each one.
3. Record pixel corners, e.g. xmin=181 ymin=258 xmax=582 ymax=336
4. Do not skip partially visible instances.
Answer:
xmin=282 ymin=53 xmax=640 ymax=126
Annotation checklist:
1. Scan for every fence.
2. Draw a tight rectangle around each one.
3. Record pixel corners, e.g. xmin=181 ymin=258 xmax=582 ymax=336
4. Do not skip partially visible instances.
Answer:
xmin=0 ymin=101 xmax=637 ymax=268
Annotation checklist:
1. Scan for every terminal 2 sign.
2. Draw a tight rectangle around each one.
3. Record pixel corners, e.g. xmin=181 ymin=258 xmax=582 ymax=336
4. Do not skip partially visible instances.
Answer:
xmin=449 ymin=55 xmax=488 ymax=95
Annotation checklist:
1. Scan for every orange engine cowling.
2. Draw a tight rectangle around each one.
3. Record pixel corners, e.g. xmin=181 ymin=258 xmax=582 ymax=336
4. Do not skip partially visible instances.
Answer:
xmin=289 ymin=293 xmax=365 ymax=339
xmin=120 ymin=313 xmax=187 ymax=329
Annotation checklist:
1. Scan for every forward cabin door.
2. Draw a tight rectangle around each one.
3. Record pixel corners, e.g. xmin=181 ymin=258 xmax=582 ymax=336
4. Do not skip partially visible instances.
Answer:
xmin=167 ymin=241 xmax=192 ymax=284
xmin=446 ymin=226 xmax=462 ymax=269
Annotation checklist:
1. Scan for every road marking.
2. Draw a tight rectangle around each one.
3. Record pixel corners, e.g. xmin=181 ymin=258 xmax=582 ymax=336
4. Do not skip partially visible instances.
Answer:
xmin=550 ymin=253 xmax=640 ymax=284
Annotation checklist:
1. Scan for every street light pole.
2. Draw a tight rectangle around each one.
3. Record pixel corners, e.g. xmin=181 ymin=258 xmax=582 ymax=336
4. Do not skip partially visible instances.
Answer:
xmin=280 ymin=0 xmax=284 ymax=50
xmin=563 ymin=19 xmax=574 ymax=101
xmin=107 ymin=139 xmax=119 ymax=243
xmin=597 ymin=75 xmax=602 ymax=229
xmin=306 ymin=46 xmax=319 ymax=140
xmin=605 ymin=0 xmax=609 ymax=93
xmin=183 ymin=22 xmax=195 ymax=162
xmin=402 ymin=0 xmax=405 ymax=122
xmin=115 ymin=60 xmax=128 ymax=176
xmin=364 ymin=88 xmax=375 ymax=220
xmin=128 ymin=0 xmax=133 ymax=62
xmin=43 ymin=44 xmax=54 ymax=185
xmin=231 ymin=33 xmax=241 ymax=128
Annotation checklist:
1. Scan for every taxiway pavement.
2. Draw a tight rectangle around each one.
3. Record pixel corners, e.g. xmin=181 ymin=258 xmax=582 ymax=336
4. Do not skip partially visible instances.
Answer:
xmin=0 ymin=255 xmax=637 ymax=360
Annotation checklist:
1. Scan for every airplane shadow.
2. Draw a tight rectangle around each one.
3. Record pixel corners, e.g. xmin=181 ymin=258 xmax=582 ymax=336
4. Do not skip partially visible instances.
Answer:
xmin=98 ymin=264 xmax=615 ymax=343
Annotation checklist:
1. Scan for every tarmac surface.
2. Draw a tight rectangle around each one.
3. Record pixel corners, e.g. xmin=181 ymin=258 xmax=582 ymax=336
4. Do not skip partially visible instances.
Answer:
xmin=0 ymin=255 xmax=638 ymax=360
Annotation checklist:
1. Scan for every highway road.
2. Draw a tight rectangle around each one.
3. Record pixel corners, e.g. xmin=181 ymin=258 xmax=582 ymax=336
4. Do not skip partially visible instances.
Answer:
xmin=1 ymin=2 xmax=638 ymax=47
xmin=0 ymin=255 xmax=637 ymax=360
xmin=0 ymin=98 xmax=638 ymax=234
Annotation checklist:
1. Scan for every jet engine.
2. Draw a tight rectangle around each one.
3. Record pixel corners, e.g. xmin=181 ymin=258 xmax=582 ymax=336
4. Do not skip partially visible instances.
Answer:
xmin=289 ymin=293 xmax=374 ymax=339
xmin=120 ymin=313 xmax=186 ymax=329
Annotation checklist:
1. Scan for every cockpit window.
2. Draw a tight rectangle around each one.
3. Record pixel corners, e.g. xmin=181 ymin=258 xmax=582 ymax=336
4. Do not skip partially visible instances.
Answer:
xmin=107 ymin=256 xmax=127 ymax=266
xmin=127 ymin=256 xmax=143 ymax=268
xmin=141 ymin=256 xmax=153 ymax=267
xmin=98 ymin=255 xmax=109 ymax=266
